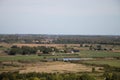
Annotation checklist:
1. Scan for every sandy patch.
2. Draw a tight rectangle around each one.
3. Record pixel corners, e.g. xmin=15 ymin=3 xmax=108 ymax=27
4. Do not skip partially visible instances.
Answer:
xmin=19 ymin=62 xmax=102 ymax=73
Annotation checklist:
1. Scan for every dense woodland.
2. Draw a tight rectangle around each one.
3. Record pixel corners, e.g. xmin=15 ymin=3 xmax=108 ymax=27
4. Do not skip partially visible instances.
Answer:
xmin=8 ymin=45 xmax=58 ymax=55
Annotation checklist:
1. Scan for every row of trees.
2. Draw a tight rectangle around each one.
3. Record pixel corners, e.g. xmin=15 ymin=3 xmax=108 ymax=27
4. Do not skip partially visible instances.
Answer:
xmin=89 ymin=44 xmax=113 ymax=51
xmin=53 ymin=38 xmax=120 ymax=45
xmin=8 ymin=45 xmax=58 ymax=55
xmin=0 ymin=72 xmax=120 ymax=80
xmin=0 ymin=72 xmax=96 ymax=80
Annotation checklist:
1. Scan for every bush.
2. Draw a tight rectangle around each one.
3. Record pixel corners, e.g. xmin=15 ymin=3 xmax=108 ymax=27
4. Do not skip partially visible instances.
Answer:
xmin=92 ymin=67 xmax=95 ymax=72
xmin=8 ymin=46 xmax=57 ymax=55
xmin=0 ymin=72 xmax=97 ymax=80
xmin=80 ymin=74 xmax=96 ymax=80
xmin=103 ymin=72 xmax=120 ymax=80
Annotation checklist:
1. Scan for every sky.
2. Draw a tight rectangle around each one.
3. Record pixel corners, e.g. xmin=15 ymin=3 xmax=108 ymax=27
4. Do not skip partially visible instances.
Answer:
xmin=0 ymin=0 xmax=120 ymax=35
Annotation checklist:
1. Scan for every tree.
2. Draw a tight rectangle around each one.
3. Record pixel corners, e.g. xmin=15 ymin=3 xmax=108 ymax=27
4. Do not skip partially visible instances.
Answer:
xmin=96 ymin=45 xmax=102 ymax=50
xmin=89 ymin=45 xmax=93 ymax=50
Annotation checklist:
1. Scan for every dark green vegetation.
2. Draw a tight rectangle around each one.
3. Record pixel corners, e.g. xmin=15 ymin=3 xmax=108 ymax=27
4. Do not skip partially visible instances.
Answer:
xmin=8 ymin=45 xmax=58 ymax=55
xmin=0 ymin=72 xmax=120 ymax=80
xmin=0 ymin=72 xmax=95 ymax=80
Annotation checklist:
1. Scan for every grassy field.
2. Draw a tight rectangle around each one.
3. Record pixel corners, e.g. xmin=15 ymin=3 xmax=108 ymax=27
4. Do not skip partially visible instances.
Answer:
xmin=79 ymin=50 xmax=120 ymax=58
xmin=0 ymin=50 xmax=120 ymax=61
xmin=0 ymin=61 xmax=103 ymax=74
xmin=19 ymin=61 xmax=100 ymax=73
xmin=0 ymin=51 xmax=119 ymax=80
xmin=0 ymin=55 xmax=79 ymax=61
xmin=0 ymin=55 xmax=43 ymax=61
xmin=82 ymin=60 xmax=120 ymax=68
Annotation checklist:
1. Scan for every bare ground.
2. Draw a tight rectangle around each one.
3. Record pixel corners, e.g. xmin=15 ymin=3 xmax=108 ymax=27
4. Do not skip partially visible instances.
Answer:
xmin=19 ymin=61 xmax=103 ymax=73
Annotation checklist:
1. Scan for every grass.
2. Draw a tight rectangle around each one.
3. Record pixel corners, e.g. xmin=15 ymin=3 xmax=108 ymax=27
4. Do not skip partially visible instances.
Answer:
xmin=0 ymin=54 xmax=79 ymax=61
xmin=79 ymin=50 xmax=120 ymax=58
xmin=82 ymin=60 xmax=120 ymax=68
xmin=0 ymin=55 xmax=43 ymax=61
xmin=0 ymin=50 xmax=120 ymax=61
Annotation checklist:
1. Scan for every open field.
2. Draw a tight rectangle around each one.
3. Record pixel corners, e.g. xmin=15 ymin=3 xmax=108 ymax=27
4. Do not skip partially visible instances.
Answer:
xmin=0 ymin=55 xmax=43 ymax=61
xmin=0 ymin=42 xmax=120 ymax=80
xmin=0 ymin=52 xmax=120 ymax=62
xmin=0 ymin=61 xmax=103 ymax=73
xmin=0 ymin=55 xmax=80 ymax=61
xmin=0 ymin=39 xmax=120 ymax=80
xmin=0 ymin=50 xmax=120 ymax=61
xmin=82 ymin=60 xmax=120 ymax=68
xmin=20 ymin=62 xmax=94 ymax=73
xmin=79 ymin=50 xmax=120 ymax=58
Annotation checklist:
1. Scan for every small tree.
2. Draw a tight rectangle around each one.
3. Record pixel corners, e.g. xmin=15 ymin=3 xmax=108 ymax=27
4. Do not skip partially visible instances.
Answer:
xmin=96 ymin=45 xmax=102 ymax=50
xmin=89 ymin=45 xmax=93 ymax=50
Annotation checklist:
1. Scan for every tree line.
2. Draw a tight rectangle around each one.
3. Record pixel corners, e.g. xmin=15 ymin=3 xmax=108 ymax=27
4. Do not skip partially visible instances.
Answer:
xmin=8 ymin=45 xmax=58 ymax=55
xmin=0 ymin=72 xmax=120 ymax=80
xmin=0 ymin=34 xmax=120 ymax=45
xmin=0 ymin=72 xmax=96 ymax=80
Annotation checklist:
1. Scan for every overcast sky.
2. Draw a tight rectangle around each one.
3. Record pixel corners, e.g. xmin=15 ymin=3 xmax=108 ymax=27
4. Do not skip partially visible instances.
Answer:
xmin=0 ymin=0 xmax=120 ymax=35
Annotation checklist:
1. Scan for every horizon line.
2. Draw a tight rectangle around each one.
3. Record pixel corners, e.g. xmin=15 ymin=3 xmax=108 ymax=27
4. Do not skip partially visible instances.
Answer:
xmin=0 ymin=33 xmax=120 ymax=36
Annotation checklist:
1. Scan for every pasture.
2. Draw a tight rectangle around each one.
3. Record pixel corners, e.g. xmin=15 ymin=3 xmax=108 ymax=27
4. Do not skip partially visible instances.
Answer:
xmin=0 ymin=55 xmax=42 ymax=61
xmin=82 ymin=60 xmax=120 ymax=68
xmin=19 ymin=61 xmax=102 ymax=73
xmin=79 ymin=50 xmax=120 ymax=58
xmin=0 ymin=50 xmax=120 ymax=62
xmin=0 ymin=61 xmax=103 ymax=74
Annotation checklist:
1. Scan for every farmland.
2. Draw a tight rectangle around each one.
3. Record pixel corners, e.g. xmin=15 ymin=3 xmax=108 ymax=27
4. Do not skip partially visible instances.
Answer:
xmin=79 ymin=50 xmax=120 ymax=58
xmin=82 ymin=60 xmax=120 ymax=68
xmin=0 ymin=50 xmax=120 ymax=62
xmin=0 ymin=34 xmax=120 ymax=80
xmin=19 ymin=61 xmax=102 ymax=73
xmin=0 ymin=55 xmax=42 ymax=61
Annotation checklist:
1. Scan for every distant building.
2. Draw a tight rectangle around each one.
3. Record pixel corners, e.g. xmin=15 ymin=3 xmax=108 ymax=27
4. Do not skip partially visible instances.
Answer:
xmin=36 ymin=50 xmax=42 ymax=55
